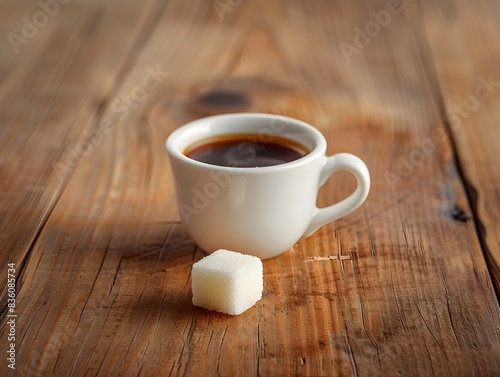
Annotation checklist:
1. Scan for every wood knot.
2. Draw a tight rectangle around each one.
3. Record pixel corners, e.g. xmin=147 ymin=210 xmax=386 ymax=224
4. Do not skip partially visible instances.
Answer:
xmin=446 ymin=205 xmax=469 ymax=223
xmin=197 ymin=90 xmax=249 ymax=107
xmin=191 ymin=90 xmax=250 ymax=116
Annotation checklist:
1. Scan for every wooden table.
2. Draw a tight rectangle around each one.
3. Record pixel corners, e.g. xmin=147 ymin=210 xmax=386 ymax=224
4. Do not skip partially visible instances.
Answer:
xmin=1 ymin=0 xmax=499 ymax=376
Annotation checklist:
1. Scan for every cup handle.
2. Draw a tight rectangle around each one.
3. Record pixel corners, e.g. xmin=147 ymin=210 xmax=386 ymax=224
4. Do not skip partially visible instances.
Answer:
xmin=303 ymin=153 xmax=370 ymax=237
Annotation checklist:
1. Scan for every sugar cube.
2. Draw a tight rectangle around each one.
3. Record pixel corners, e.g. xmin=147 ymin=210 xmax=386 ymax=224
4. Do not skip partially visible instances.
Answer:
xmin=191 ymin=249 xmax=263 ymax=315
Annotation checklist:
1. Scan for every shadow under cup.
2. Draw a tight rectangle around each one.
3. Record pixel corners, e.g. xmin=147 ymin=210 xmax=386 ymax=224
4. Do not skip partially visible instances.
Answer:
xmin=166 ymin=113 xmax=342 ymax=260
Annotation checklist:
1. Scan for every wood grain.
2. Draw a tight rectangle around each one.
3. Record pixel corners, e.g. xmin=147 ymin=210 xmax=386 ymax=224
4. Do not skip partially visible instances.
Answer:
xmin=420 ymin=0 xmax=500 ymax=292
xmin=1 ymin=0 xmax=499 ymax=376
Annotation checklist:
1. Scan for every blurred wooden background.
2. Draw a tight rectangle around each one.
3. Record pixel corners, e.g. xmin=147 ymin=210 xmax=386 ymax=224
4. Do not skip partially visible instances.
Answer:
xmin=0 ymin=0 xmax=499 ymax=376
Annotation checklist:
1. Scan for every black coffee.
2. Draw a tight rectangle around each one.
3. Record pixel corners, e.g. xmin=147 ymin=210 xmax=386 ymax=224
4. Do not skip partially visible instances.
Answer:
xmin=184 ymin=133 xmax=309 ymax=168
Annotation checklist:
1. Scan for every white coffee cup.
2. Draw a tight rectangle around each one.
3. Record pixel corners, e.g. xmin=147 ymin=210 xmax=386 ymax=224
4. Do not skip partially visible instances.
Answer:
xmin=166 ymin=113 xmax=370 ymax=260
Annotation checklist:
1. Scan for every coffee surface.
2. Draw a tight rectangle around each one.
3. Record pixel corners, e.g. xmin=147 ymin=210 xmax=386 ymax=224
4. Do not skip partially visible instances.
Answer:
xmin=185 ymin=134 xmax=308 ymax=168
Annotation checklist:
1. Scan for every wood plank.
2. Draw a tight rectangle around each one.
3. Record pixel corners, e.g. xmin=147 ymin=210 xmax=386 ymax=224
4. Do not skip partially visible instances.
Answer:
xmin=0 ymin=0 xmax=169 ymax=297
xmin=419 ymin=0 xmax=500 ymax=292
xmin=0 ymin=0 xmax=499 ymax=376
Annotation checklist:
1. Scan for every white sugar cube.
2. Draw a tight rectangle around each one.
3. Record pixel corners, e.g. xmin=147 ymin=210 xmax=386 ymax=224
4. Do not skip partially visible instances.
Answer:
xmin=191 ymin=249 xmax=263 ymax=315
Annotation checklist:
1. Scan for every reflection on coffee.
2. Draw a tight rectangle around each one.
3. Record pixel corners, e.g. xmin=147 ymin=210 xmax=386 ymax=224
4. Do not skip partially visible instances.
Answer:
xmin=184 ymin=133 xmax=309 ymax=168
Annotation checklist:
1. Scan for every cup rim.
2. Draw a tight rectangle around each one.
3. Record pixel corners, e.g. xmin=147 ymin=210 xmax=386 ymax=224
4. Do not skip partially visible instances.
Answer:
xmin=166 ymin=113 xmax=326 ymax=172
